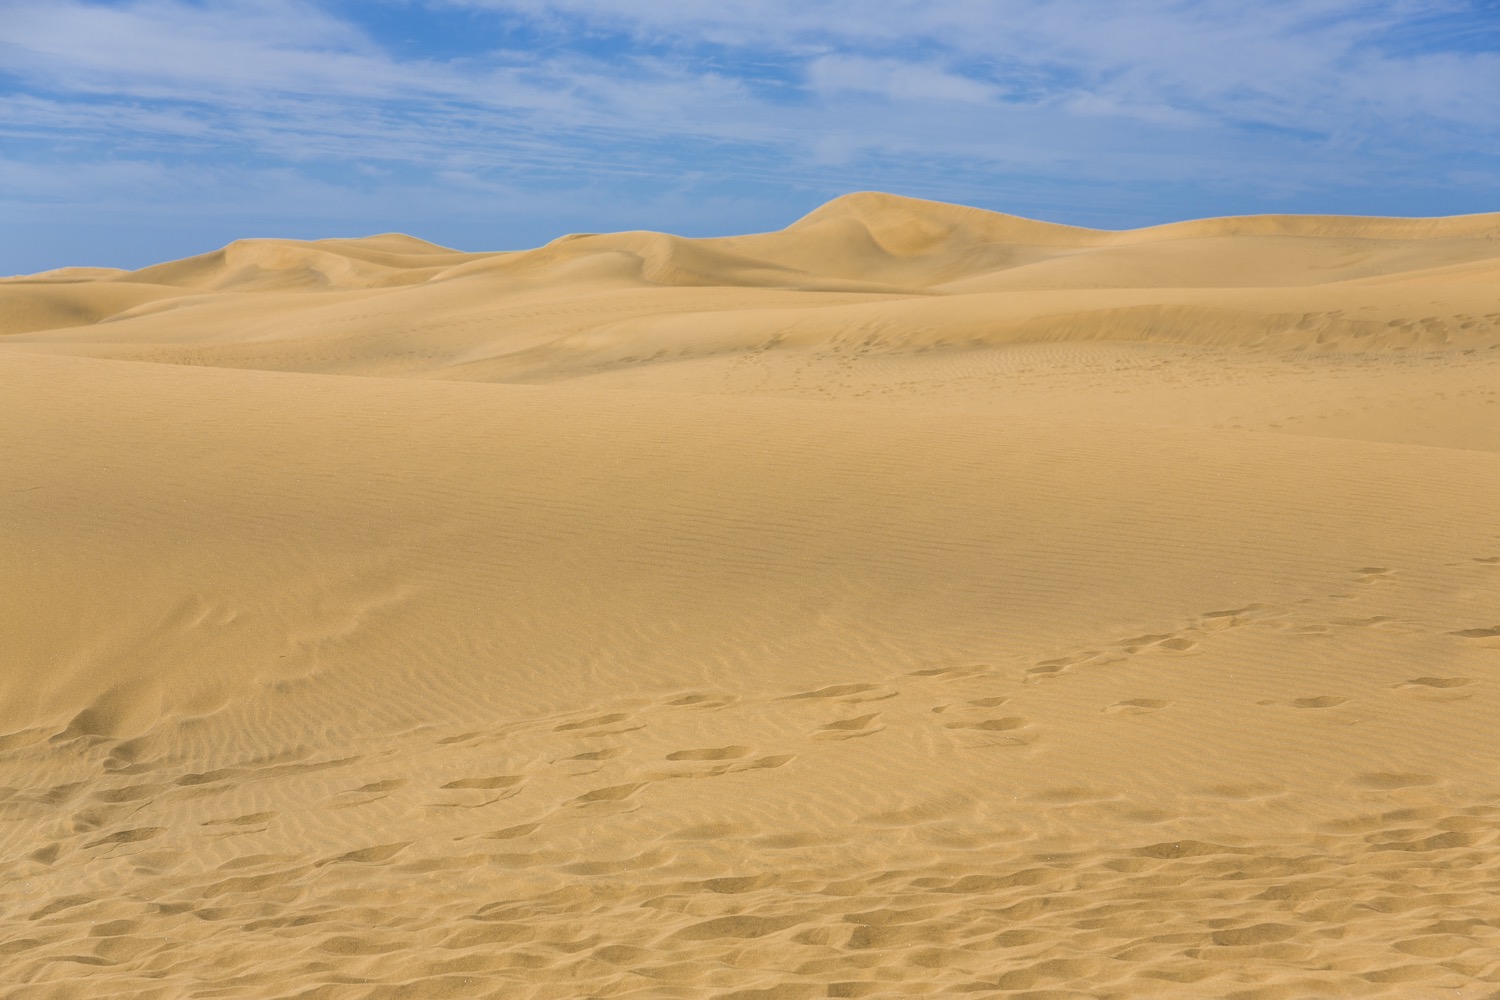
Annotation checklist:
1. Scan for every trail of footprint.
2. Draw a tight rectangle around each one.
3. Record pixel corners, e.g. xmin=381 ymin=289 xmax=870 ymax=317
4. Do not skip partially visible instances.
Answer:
xmin=1025 ymin=631 xmax=1196 ymax=684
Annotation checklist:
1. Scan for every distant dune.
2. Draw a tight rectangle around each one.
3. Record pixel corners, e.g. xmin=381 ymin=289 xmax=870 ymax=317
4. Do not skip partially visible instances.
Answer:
xmin=3 ymin=193 xmax=1500 ymax=998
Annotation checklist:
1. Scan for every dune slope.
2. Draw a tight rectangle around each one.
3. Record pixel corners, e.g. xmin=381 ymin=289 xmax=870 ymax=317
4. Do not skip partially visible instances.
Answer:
xmin=3 ymin=194 xmax=1500 ymax=999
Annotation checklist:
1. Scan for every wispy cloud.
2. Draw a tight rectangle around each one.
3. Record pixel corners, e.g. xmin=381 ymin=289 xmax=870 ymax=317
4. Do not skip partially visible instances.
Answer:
xmin=0 ymin=0 xmax=1495 ymax=273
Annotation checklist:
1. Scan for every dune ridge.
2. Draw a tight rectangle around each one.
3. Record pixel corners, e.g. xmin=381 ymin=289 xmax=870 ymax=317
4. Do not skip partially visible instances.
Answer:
xmin=3 ymin=193 xmax=1500 ymax=998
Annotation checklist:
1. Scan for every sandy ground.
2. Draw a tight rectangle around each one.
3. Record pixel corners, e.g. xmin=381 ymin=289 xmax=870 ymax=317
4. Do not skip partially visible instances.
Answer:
xmin=3 ymin=192 xmax=1500 ymax=999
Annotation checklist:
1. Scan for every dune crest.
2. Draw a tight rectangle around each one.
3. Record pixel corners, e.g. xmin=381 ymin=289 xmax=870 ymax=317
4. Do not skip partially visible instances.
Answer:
xmin=3 ymin=191 xmax=1496 ymax=368
xmin=3 ymin=193 xmax=1500 ymax=998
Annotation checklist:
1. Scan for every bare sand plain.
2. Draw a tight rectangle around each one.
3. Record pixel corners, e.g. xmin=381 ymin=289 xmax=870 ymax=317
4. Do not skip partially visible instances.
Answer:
xmin=3 ymin=192 xmax=1500 ymax=998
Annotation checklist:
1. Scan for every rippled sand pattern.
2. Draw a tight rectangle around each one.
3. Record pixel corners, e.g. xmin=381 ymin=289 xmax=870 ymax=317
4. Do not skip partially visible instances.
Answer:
xmin=3 ymin=193 xmax=1500 ymax=998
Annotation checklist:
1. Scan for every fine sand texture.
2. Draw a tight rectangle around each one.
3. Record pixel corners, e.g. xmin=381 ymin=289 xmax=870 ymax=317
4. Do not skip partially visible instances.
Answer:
xmin=3 ymin=192 xmax=1500 ymax=998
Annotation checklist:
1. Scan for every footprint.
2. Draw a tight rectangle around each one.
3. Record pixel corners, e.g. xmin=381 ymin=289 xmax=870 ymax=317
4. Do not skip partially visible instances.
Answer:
xmin=553 ymin=713 xmax=629 ymax=732
xmin=1329 ymin=616 xmax=1393 ymax=628
xmin=782 ymin=684 xmax=877 ymax=700
xmin=665 ymin=693 xmax=736 ymax=709
xmin=30 ymin=782 xmax=85 ymax=805
xmin=946 ymin=719 xmax=1037 ymax=748
xmin=946 ymin=716 xmax=1027 ymax=731
xmin=568 ymin=747 xmax=625 ymax=761
xmin=908 ymin=665 xmax=987 ymax=680
xmin=201 ymin=812 xmax=278 ymax=827
xmin=84 ymin=827 xmax=164 ymax=849
xmin=1029 ymin=651 xmax=1098 ymax=677
xmin=1356 ymin=567 xmax=1394 ymax=584
xmin=317 ymin=842 xmax=411 ymax=866
xmin=1200 ymin=782 xmax=1285 ymax=801
xmin=666 ymin=746 xmax=751 ymax=761
xmin=1198 ymin=607 xmax=1258 ymax=630
xmin=1031 ymin=787 xmax=1116 ymax=804
xmin=441 ymin=775 xmax=524 ymax=790
xmin=1282 ymin=624 xmax=1331 ymax=636
xmin=693 ymin=874 xmax=778 ymax=894
xmin=435 ymin=732 xmax=487 ymax=746
xmin=1450 ymin=626 xmax=1500 ymax=645
xmin=1211 ymin=923 xmax=1298 ymax=946
xmin=92 ymin=783 xmax=160 ymax=803
xmin=737 ymin=755 xmax=794 ymax=771
xmin=573 ymin=783 xmax=646 ymax=805
xmin=814 ymin=714 xmax=883 ymax=741
xmin=1354 ymin=772 xmax=1439 ymax=790
xmin=103 ymin=735 xmax=169 ymax=775
xmin=1116 ymin=632 xmax=1169 ymax=646
xmin=1104 ymin=699 xmax=1169 ymax=715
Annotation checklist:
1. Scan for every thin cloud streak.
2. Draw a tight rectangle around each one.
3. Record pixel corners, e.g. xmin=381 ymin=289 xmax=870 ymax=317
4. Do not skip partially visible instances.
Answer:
xmin=0 ymin=0 xmax=1495 ymax=273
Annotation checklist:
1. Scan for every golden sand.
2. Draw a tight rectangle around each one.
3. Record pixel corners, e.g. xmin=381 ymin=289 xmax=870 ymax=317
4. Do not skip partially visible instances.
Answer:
xmin=3 ymin=193 xmax=1499 ymax=998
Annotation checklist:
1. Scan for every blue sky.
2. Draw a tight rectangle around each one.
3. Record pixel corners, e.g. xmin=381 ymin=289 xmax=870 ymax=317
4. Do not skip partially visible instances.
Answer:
xmin=2 ymin=0 xmax=1497 ymax=274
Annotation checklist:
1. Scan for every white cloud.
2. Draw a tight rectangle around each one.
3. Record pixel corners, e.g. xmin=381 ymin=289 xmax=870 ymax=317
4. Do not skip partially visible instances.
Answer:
xmin=0 ymin=0 xmax=1494 ymax=273
xmin=431 ymin=0 xmax=1500 ymax=137
xmin=5 ymin=0 xmax=1496 ymax=167
xmin=2 ymin=0 xmax=388 ymax=96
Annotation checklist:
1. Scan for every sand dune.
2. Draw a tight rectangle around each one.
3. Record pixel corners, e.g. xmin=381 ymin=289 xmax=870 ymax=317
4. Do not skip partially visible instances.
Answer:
xmin=3 ymin=193 xmax=1500 ymax=998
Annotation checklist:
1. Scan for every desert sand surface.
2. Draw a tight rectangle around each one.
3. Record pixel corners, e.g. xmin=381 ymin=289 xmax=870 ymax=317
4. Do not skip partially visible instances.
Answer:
xmin=3 ymin=191 xmax=1500 ymax=999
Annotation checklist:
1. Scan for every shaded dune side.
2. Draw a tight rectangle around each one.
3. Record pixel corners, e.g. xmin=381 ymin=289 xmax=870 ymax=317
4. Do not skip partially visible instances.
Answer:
xmin=121 ymin=234 xmax=485 ymax=292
